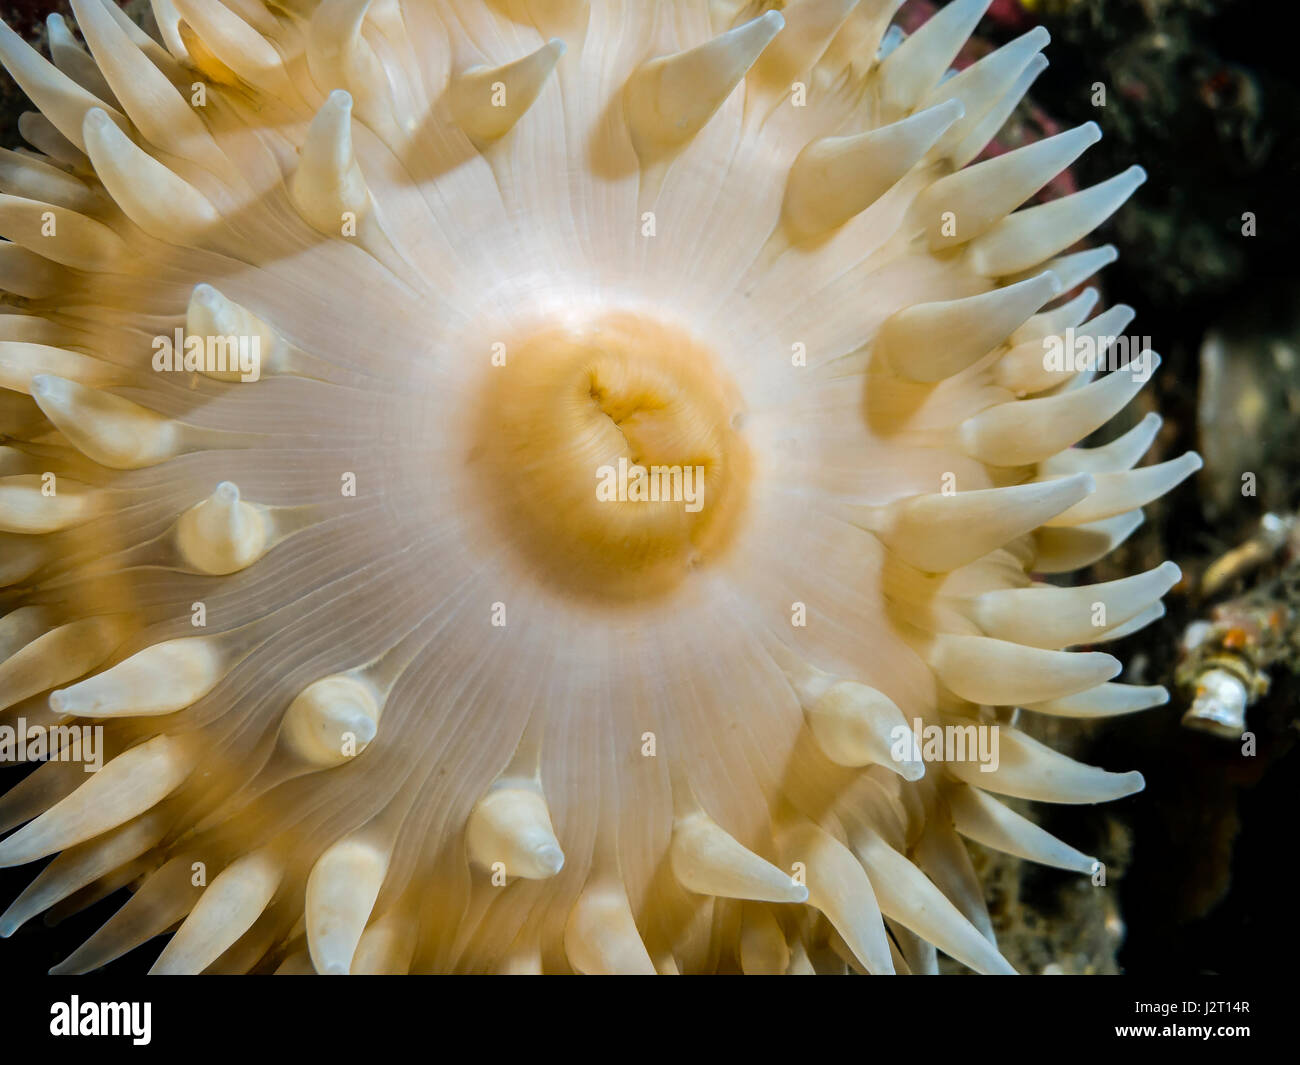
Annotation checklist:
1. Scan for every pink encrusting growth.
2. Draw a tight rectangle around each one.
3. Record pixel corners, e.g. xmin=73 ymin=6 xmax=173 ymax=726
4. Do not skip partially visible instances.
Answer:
xmin=0 ymin=0 xmax=1194 ymax=974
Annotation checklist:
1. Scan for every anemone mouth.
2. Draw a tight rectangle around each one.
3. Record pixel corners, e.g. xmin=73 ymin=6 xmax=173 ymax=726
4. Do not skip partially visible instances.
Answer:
xmin=471 ymin=311 xmax=751 ymax=602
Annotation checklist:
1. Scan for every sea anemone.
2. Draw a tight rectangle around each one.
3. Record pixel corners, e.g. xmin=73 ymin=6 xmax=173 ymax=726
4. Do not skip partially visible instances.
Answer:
xmin=0 ymin=0 xmax=1197 ymax=975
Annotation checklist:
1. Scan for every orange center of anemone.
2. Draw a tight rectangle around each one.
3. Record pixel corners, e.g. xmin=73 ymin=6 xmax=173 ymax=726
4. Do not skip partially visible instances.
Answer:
xmin=473 ymin=312 xmax=751 ymax=601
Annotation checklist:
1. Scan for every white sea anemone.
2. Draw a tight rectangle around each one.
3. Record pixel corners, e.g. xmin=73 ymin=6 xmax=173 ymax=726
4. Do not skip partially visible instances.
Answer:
xmin=0 ymin=0 xmax=1197 ymax=974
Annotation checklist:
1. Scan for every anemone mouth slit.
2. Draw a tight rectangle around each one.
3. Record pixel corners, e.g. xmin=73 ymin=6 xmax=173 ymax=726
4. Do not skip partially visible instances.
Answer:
xmin=471 ymin=310 xmax=751 ymax=604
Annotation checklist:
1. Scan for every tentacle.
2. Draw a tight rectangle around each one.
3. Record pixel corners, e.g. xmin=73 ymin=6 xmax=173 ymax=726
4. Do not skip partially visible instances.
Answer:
xmin=81 ymin=108 xmax=220 ymax=244
xmin=305 ymin=835 xmax=389 ymax=975
xmin=0 ymin=736 xmax=196 ymax=867
xmin=449 ymin=39 xmax=566 ymax=144
xmin=783 ymin=99 xmax=963 ymax=239
xmin=466 ymin=780 xmax=565 ymax=880
xmin=852 ymin=474 xmax=1095 ymax=573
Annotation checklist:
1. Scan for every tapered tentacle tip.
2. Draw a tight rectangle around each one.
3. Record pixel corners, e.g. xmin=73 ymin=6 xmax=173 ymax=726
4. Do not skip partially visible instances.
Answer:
xmin=450 ymin=37 xmax=567 ymax=143
xmin=83 ymin=106 xmax=111 ymax=134
xmin=177 ymin=481 xmax=270 ymax=575
xmin=467 ymin=784 xmax=565 ymax=880
xmin=531 ymin=843 xmax=565 ymax=877
xmin=1130 ymin=411 xmax=1163 ymax=438
xmin=1156 ymin=560 xmax=1183 ymax=585
xmin=281 ymin=675 xmax=381 ymax=767
xmin=936 ymin=97 xmax=966 ymax=123
xmin=191 ymin=282 xmax=220 ymax=308
xmin=1117 ymin=771 xmax=1146 ymax=797
xmin=896 ymin=756 xmax=926 ymax=783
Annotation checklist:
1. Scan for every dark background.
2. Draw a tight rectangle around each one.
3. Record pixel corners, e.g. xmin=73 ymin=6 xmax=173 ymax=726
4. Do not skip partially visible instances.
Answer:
xmin=986 ymin=0 xmax=1300 ymax=976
